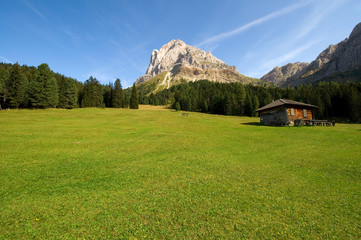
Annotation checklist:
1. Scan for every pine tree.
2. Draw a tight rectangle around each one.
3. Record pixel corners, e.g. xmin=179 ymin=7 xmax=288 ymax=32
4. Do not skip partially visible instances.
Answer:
xmin=130 ymin=83 xmax=139 ymax=109
xmin=29 ymin=63 xmax=58 ymax=108
xmin=103 ymin=83 xmax=113 ymax=107
xmin=244 ymin=94 xmax=253 ymax=117
xmin=0 ymin=67 xmax=10 ymax=109
xmin=6 ymin=63 xmax=27 ymax=108
xmin=112 ymin=79 xmax=123 ymax=108
xmin=123 ymin=94 xmax=130 ymax=108
xmin=81 ymin=76 xmax=103 ymax=107
xmin=201 ymin=99 xmax=208 ymax=112
xmin=225 ymin=96 xmax=232 ymax=115
xmin=238 ymin=84 xmax=246 ymax=115
xmin=252 ymin=95 xmax=259 ymax=117
xmin=57 ymin=75 xmax=77 ymax=109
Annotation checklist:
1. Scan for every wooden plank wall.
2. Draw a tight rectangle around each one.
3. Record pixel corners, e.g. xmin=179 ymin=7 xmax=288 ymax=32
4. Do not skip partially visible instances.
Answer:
xmin=287 ymin=108 xmax=313 ymax=121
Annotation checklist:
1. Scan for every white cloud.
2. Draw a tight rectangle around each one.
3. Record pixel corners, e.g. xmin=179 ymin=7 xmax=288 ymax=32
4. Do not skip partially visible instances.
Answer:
xmin=0 ymin=56 xmax=13 ymax=64
xmin=195 ymin=1 xmax=311 ymax=48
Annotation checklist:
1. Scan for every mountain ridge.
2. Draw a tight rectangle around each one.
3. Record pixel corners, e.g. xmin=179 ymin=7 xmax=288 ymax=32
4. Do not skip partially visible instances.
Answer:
xmin=135 ymin=39 xmax=258 ymax=89
xmin=261 ymin=22 xmax=361 ymax=86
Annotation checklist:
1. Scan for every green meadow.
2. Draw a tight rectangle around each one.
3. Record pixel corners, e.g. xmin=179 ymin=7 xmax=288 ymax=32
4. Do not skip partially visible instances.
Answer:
xmin=1 ymin=107 xmax=360 ymax=239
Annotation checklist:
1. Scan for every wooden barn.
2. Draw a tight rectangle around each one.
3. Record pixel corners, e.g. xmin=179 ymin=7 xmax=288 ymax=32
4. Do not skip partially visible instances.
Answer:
xmin=255 ymin=99 xmax=318 ymax=126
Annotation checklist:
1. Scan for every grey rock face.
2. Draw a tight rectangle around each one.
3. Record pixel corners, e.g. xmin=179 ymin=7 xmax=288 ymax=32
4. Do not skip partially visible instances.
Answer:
xmin=261 ymin=22 xmax=361 ymax=86
xmin=135 ymin=39 xmax=249 ymax=85
xmin=261 ymin=62 xmax=308 ymax=85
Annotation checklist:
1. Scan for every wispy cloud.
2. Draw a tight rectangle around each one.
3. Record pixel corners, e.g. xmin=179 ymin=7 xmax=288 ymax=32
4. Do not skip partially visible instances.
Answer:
xmin=292 ymin=0 xmax=347 ymax=42
xmin=196 ymin=1 xmax=311 ymax=48
xmin=0 ymin=56 xmax=13 ymax=64
xmin=245 ymin=40 xmax=320 ymax=78
xmin=21 ymin=0 xmax=46 ymax=19
xmin=263 ymin=40 xmax=320 ymax=70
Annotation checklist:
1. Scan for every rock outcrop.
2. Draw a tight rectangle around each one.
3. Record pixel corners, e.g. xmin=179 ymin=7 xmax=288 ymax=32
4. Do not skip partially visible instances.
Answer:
xmin=135 ymin=39 xmax=256 ymax=86
xmin=261 ymin=62 xmax=308 ymax=85
xmin=261 ymin=22 xmax=361 ymax=86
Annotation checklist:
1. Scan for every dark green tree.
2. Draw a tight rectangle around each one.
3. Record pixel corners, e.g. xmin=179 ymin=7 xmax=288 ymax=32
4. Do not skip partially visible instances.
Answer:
xmin=81 ymin=76 xmax=103 ymax=107
xmin=103 ymin=83 xmax=113 ymax=107
xmin=0 ymin=67 xmax=10 ymax=109
xmin=112 ymin=79 xmax=123 ymax=108
xmin=225 ymin=96 xmax=232 ymax=115
xmin=244 ymin=94 xmax=253 ymax=117
xmin=6 ymin=63 xmax=27 ymax=108
xmin=237 ymin=84 xmax=246 ymax=115
xmin=29 ymin=63 xmax=58 ymax=108
xmin=252 ymin=95 xmax=259 ymax=117
xmin=57 ymin=75 xmax=77 ymax=109
xmin=130 ymin=83 xmax=139 ymax=109
xmin=174 ymin=102 xmax=180 ymax=111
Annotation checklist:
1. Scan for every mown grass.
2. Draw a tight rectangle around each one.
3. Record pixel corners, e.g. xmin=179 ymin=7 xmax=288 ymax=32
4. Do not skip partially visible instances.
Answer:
xmin=1 ymin=107 xmax=360 ymax=239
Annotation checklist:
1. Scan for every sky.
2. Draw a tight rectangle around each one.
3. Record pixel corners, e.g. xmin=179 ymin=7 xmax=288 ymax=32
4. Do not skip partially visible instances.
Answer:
xmin=1 ymin=0 xmax=360 ymax=88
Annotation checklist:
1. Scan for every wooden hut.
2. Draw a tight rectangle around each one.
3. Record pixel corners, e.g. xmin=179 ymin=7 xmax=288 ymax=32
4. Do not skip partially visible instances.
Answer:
xmin=255 ymin=99 xmax=318 ymax=126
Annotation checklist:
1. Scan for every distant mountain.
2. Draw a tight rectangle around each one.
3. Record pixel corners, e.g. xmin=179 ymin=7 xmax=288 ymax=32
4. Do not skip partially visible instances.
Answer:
xmin=261 ymin=22 xmax=361 ymax=86
xmin=261 ymin=62 xmax=308 ymax=86
xmin=135 ymin=39 xmax=259 ymax=91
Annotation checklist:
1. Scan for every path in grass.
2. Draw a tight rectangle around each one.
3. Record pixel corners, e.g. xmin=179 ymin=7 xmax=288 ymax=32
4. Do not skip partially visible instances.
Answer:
xmin=0 ymin=107 xmax=360 ymax=239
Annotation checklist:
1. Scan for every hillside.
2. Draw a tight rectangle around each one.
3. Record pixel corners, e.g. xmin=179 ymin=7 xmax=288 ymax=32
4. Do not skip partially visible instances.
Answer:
xmin=261 ymin=22 xmax=361 ymax=86
xmin=135 ymin=39 xmax=259 ymax=93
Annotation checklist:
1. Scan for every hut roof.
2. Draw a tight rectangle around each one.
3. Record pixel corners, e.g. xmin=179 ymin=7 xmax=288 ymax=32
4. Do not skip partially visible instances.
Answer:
xmin=255 ymin=99 xmax=318 ymax=112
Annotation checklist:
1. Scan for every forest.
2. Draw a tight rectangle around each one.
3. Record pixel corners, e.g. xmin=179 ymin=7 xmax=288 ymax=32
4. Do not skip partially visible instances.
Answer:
xmin=1 ymin=62 xmax=361 ymax=122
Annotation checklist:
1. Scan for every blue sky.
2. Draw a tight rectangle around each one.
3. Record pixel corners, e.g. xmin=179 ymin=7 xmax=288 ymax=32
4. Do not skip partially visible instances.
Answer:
xmin=1 ymin=0 xmax=360 ymax=88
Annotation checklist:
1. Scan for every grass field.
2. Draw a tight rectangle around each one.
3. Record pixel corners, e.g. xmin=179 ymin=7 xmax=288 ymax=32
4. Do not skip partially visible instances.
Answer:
xmin=1 ymin=106 xmax=360 ymax=239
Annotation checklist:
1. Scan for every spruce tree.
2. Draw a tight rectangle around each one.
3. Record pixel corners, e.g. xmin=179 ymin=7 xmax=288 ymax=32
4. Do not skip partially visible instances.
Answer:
xmin=225 ymin=96 xmax=232 ymax=115
xmin=103 ymin=83 xmax=113 ymax=107
xmin=238 ymin=84 xmax=246 ymax=115
xmin=130 ymin=83 xmax=139 ymax=109
xmin=112 ymin=79 xmax=123 ymax=108
xmin=81 ymin=76 xmax=103 ymax=107
xmin=57 ymin=75 xmax=77 ymax=109
xmin=0 ymin=67 xmax=10 ymax=109
xmin=123 ymin=94 xmax=130 ymax=108
xmin=244 ymin=94 xmax=253 ymax=117
xmin=29 ymin=63 xmax=58 ymax=108
xmin=6 ymin=63 xmax=27 ymax=108
xmin=252 ymin=95 xmax=259 ymax=117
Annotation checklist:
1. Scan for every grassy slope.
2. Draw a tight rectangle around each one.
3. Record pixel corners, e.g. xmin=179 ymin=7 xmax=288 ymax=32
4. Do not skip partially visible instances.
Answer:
xmin=136 ymin=71 xmax=169 ymax=95
xmin=0 ymin=107 xmax=360 ymax=239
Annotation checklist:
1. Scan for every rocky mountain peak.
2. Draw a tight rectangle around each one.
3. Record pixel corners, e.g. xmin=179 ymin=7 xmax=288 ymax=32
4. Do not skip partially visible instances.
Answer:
xmin=350 ymin=22 xmax=361 ymax=39
xmin=135 ymin=39 xmax=253 ymax=86
xmin=261 ymin=22 xmax=361 ymax=86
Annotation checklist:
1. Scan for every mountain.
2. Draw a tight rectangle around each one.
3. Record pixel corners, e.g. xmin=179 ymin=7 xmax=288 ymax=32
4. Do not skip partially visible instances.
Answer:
xmin=261 ymin=62 xmax=308 ymax=86
xmin=135 ymin=39 xmax=259 ymax=91
xmin=261 ymin=22 xmax=361 ymax=86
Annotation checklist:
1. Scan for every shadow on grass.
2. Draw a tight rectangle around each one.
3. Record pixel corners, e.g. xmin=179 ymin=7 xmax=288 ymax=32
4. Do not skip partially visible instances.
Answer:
xmin=241 ymin=122 xmax=261 ymax=126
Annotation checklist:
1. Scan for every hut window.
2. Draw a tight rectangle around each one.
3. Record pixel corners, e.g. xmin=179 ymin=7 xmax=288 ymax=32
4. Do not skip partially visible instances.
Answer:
xmin=303 ymin=109 xmax=307 ymax=117
xmin=290 ymin=108 xmax=295 ymax=116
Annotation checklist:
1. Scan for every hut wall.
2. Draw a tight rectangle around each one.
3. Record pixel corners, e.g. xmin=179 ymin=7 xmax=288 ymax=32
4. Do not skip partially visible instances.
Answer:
xmin=260 ymin=107 xmax=288 ymax=126
xmin=287 ymin=107 xmax=313 ymax=121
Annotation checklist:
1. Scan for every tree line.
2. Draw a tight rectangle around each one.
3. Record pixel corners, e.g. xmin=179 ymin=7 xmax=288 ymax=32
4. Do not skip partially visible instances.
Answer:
xmin=1 ymin=62 xmax=361 ymax=122
xmin=142 ymin=80 xmax=361 ymax=122
xmin=0 ymin=63 xmax=138 ymax=110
